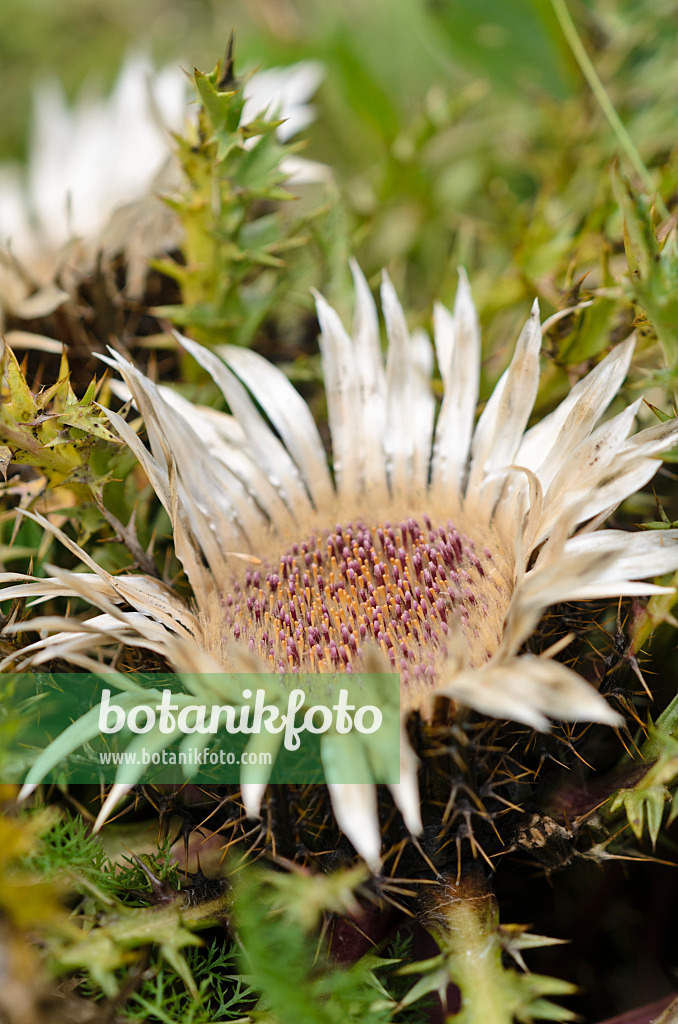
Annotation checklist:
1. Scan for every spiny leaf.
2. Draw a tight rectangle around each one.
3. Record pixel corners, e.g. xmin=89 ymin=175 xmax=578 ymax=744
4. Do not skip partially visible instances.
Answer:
xmin=156 ymin=54 xmax=327 ymax=351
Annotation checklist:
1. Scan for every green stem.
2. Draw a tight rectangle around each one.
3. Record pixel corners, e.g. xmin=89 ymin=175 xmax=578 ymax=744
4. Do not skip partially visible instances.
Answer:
xmin=550 ymin=0 xmax=669 ymax=218
xmin=419 ymin=872 xmax=513 ymax=1024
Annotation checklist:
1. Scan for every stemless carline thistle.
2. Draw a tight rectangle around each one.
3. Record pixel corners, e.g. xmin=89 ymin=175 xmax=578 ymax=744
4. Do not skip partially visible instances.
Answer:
xmin=5 ymin=262 xmax=678 ymax=867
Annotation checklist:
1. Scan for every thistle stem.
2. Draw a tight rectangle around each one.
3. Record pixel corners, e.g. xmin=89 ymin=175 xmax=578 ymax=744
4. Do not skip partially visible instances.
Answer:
xmin=418 ymin=871 xmax=513 ymax=1024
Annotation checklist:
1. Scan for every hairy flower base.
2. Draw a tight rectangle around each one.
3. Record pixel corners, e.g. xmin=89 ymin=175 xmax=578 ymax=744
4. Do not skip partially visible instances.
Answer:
xmin=228 ymin=517 xmax=510 ymax=699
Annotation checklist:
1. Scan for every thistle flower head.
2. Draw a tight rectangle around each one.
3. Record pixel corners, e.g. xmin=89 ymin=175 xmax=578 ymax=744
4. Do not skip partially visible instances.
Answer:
xmin=0 ymin=54 xmax=326 ymax=310
xmin=5 ymin=263 xmax=678 ymax=866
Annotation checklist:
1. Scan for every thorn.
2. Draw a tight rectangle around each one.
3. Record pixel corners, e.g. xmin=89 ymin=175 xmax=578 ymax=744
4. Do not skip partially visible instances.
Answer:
xmin=194 ymin=850 xmax=205 ymax=880
xmin=218 ymin=30 xmax=236 ymax=90
xmin=410 ymin=835 xmax=443 ymax=880
xmin=123 ymin=845 xmax=169 ymax=899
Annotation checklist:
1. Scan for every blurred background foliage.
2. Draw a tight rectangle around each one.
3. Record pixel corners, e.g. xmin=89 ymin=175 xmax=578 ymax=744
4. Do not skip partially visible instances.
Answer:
xmin=2 ymin=2 xmax=678 ymax=1020
xmin=2 ymin=0 xmax=678 ymax=406
xmin=2 ymin=0 xmax=676 ymax=317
